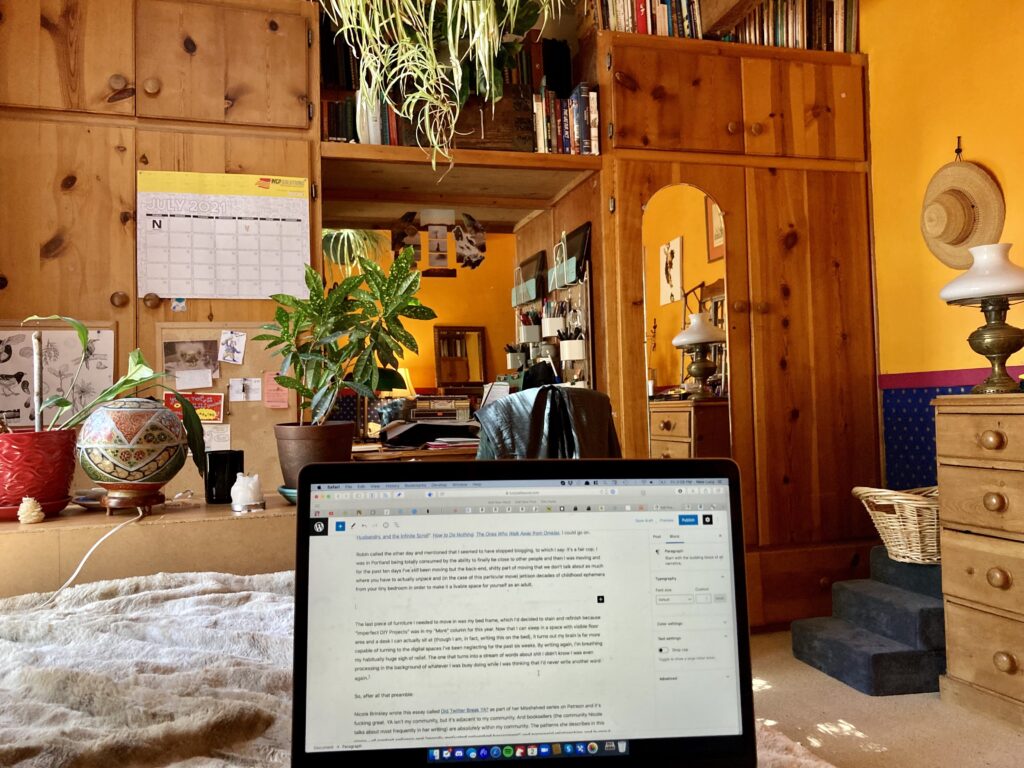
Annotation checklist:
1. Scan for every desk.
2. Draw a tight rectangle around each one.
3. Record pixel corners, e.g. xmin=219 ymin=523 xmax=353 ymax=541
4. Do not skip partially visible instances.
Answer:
xmin=351 ymin=445 xmax=479 ymax=462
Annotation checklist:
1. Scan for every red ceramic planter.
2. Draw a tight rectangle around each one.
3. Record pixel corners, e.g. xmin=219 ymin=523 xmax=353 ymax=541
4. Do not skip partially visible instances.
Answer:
xmin=0 ymin=428 xmax=77 ymax=519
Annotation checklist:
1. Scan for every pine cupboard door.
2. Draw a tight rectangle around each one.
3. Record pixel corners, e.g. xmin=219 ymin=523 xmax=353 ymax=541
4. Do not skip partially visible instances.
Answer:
xmin=741 ymin=58 xmax=865 ymax=161
xmin=0 ymin=0 xmax=135 ymax=114
xmin=607 ymin=43 xmax=744 ymax=153
xmin=744 ymin=168 xmax=879 ymax=547
xmin=133 ymin=129 xmax=315 ymax=364
xmin=0 ymin=118 xmax=136 ymax=366
xmin=135 ymin=0 xmax=311 ymax=128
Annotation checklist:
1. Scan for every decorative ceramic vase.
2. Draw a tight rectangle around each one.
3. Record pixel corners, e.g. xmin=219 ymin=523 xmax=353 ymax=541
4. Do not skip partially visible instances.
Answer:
xmin=77 ymin=398 xmax=188 ymax=511
xmin=0 ymin=429 xmax=77 ymax=520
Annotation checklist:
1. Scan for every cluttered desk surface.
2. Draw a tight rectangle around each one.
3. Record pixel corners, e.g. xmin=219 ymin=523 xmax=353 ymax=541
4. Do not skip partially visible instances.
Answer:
xmin=351 ymin=443 xmax=479 ymax=462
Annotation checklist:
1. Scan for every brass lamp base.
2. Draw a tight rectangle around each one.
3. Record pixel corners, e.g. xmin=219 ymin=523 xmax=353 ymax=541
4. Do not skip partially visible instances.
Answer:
xmin=686 ymin=344 xmax=718 ymax=400
xmin=104 ymin=488 xmax=165 ymax=516
xmin=967 ymin=297 xmax=1024 ymax=394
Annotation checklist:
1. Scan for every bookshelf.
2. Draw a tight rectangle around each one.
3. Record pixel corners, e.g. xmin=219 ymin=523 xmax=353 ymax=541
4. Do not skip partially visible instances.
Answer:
xmin=319 ymin=143 xmax=601 ymax=233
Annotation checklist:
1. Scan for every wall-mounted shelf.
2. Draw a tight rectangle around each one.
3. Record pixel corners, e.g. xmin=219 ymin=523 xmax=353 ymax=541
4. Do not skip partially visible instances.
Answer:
xmin=320 ymin=142 xmax=601 ymax=232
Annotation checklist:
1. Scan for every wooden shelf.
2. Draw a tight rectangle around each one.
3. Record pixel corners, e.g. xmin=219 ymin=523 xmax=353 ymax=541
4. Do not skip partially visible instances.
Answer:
xmin=320 ymin=142 xmax=601 ymax=232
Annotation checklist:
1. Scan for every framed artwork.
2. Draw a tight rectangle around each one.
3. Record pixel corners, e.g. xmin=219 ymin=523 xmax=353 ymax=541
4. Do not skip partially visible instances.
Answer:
xmin=706 ymin=196 xmax=726 ymax=262
xmin=659 ymin=236 xmax=682 ymax=306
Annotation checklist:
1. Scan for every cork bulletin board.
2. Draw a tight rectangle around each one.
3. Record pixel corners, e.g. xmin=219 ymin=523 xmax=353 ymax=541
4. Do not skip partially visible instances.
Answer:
xmin=157 ymin=322 xmax=296 ymax=499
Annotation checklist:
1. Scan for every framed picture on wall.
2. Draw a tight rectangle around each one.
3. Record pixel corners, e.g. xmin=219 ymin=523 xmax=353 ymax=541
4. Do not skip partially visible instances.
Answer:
xmin=706 ymin=197 xmax=725 ymax=262
xmin=659 ymin=236 xmax=682 ymax=306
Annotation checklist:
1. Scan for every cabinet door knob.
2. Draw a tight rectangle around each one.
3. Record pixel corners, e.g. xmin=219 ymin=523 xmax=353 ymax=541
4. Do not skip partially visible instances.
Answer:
xmin=613 ymin=71 xmax=638 ymax=92
xmin=755 ymin=301 xmax=770 ymax=314
xmin=142 ymin=292 xmax=163 ymax=309
xmin=750 ymin=121 xmax=765 ymax=136
xmin=726 ymin=121 xmax=741 ymax=135
xmin=993 ymin=651 xmax=1018 ymax=675
xmin=986 ymin=566 xmax=1012 ymax=590
xmin=983 ymin=492 xmax=1008 ymax=512
xmin=731 ymin=300 xmax=749 ymax=313
xmin=980 ymin=429 xmax=1007 ymax=450
xmin=108 ymin=73 xmax=128 ymax=91
xmin=143 ymin=78 xmax=162 ymax=95
xmin=109 ymin=291 xmax=130 ymax=308
xmin=659 ymin=420 xmax=672 ymax=431
xmin=660 ymin=452 xmax=671 ymax=459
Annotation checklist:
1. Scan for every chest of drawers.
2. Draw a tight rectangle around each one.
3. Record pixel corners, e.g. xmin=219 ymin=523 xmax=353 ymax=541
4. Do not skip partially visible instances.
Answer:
xmin=649 ymin=399 xmax=731 ymax=459
xmin=933 ymin=394 xmax=1024 ymax=725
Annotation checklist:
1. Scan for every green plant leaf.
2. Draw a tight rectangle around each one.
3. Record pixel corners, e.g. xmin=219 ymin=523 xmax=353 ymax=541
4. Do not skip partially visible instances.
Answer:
xmin=164 ymin=388 xmax=207 ymax=476
xmin=271 ymin=294 xmax=301 ymax=309
xmin=23 ymin=314 xmax=90 ymax=351
xmin=399 ymin=304 xmax=438 ymax=320
xmin=41 ymin=395 xmax=72 ymax=410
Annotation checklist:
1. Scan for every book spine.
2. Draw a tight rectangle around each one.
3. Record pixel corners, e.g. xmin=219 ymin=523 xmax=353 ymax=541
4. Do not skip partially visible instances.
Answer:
xmin=578 ymin=83 xmax=591 ymax=155
xmin=588 ymin=90 xmax=600 ymax=155
xmin=671 ymin=1 xmax=683 ymax=38
xmin=636 ymin=0 xmax=648 ymax=34
xmin=560 ymin=100 xmax=571 ymax=154
xmin=600 ymin=0 xmax=611 ymax=29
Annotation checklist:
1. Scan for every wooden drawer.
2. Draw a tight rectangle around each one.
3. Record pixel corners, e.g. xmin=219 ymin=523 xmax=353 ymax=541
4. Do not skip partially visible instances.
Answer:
xmin=650 ymin=438 xmax=692 ymax=459
xmin=650 ymin=409 xmax=691 ymax=439
xmin=946 ymin=600 xmax=1024 ymax=703
xmin=942 ymin=529 xmax=1024 ymax=615
xmin=935 ymin=414 xmax=1024 ymax=464
xmin=939 ymin=465 xmax=1024 ymax=535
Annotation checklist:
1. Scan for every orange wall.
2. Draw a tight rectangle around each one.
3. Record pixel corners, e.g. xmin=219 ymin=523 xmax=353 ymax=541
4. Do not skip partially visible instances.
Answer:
xmin=399 ymin=231 xmax=514 ymax=390
xmin=642 ymin=184 xmax=725 ymax=389
xmin=863 ymin=0 xmax=1024 ymax=374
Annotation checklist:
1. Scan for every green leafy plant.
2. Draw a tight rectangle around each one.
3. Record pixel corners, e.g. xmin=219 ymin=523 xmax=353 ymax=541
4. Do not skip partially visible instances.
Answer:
xmin=255 ymin=247 xmax=437 ymax=426
xmin=321 ymin=228 xmax=386 ymax=275
xmin=322 ymin=0 xmax=563 ymax=162
xmin=21 ymin=316 xmax=206 ymax=475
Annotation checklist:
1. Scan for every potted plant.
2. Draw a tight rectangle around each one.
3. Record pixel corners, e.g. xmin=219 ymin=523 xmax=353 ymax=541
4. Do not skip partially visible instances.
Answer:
xmin=0 ymin=316 xmax=206 ymax=519
xmin=255 ymin=247 xmax=436 ymax=488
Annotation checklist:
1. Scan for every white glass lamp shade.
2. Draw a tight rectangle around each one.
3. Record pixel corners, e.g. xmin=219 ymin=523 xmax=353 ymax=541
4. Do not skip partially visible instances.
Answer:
xmin=672 ymin=312 xmax=727 ymax=348
xmin=939 ymin=243 xmax=1024 ymax=303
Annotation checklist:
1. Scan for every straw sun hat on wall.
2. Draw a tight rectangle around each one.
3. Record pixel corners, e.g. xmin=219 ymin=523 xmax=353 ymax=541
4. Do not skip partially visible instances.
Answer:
xmin=921 ymin=161 xmax=1005 ymax=269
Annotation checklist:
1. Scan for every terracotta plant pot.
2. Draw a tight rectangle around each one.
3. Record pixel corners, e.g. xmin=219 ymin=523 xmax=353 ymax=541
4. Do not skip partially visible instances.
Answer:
xmin=274 ymin=421 xmax=355 ymax=490
xmin=0 ymin=428 xmax=77 ymax=519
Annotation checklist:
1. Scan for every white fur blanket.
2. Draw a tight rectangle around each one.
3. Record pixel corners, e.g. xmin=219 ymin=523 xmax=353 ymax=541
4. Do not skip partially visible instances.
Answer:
xmin=0 ymin=572 xmax=833 ymax=767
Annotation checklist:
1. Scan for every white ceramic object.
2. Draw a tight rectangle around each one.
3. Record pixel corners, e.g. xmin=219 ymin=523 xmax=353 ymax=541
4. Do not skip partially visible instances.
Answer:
xmin=939 ymin=243 xmax=1024 ymax=303
xmin=672 ymin=312 xmax=727 ymax=348
xmin=231 ymin=473 xmax=265 ymax=513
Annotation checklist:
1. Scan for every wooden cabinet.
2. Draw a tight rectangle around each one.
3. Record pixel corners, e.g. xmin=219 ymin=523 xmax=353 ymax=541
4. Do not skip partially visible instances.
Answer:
xmin=741 ymin=58 xmax=864 ymax=160
xmin=603 ymin=35 xmax=865 ymax=161
xmin=0 ymin=117 xmax=136 ymax=365
xmin=607 ymin=42 xmax=744 ymax=153
xmin=136 ymin=0 xmax=311 ymax=128
xmin=649 ymin=399 xmax=731 ymax=458
xmin=0 ymin=0 xmax=135 ymax=114
xmin=935 ymin=394 xmax=1024 ymax=725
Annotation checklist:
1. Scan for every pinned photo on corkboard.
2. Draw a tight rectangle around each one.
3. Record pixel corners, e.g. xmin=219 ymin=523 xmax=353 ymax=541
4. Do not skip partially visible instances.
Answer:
xmin=706 ymin=197 xmax=725 ymax=262
xmin=163 ymin=339 xmax=221 ymax=378
xmin=659 ymin=236 xmax=682 ymax=306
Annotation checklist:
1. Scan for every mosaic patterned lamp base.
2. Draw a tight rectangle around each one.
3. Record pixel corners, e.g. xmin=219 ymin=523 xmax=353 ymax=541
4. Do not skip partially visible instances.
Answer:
xmin=76 ymin=398 xmax=188 ymax=514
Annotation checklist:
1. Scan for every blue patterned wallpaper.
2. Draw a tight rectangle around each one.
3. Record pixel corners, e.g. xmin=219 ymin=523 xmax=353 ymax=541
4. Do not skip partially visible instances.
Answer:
xmin=882 ymin=385 xmax=973 ymax=489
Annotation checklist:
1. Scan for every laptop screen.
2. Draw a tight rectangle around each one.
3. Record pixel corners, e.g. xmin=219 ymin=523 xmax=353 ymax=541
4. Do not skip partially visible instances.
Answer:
xmin=295 ymin=462 xmax=753 ymax=766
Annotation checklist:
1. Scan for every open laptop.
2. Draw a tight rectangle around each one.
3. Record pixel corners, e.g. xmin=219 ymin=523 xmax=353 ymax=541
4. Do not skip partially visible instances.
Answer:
xmin=293 ymin=459 xmax=755 ymax=767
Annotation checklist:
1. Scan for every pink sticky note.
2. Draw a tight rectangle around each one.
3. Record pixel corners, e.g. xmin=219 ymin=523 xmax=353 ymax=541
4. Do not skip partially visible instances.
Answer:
xmin=263 ymin=371 xmax=290 ymax=409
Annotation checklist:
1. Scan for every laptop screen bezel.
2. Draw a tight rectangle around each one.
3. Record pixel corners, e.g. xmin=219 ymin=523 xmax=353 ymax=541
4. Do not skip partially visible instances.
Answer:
xmin=293 ymin=458 xmax=756 ymax=767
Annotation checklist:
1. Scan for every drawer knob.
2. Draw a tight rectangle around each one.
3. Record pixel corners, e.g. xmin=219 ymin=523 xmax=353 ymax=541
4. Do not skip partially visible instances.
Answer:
xmin=143 ymin=77 xmax=162 ymax=96
xmin=142 ymin=292 xmax=163 ymax=309
xmin=993 ymin=651 xmax=1018 ymax=675
xmin=109 ymin=291 xmax=130 ymax=308
xmin=986 ymin=566 xmax=1013 ymax=590
xmin=983 ymin=492 xmax=1008 ymax=512
xmin=980 ymin=429 xmax=1007 ymax=450
xmin=660 ymin=452 xmax=671 ymax=459
xmin=726 ymin=121 xmax=741 ymax=135
xmin=108 ymin=73 xmax=128 ymax=91
xmin=659 ymin=419 xmax=672 ymax=431
xmin=750 ymin=121 xmax=765 ymax=136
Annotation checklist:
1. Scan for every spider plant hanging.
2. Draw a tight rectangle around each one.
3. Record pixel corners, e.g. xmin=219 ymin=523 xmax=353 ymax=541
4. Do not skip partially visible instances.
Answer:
xmin=321 ymin=0 xmax=564 ymax=164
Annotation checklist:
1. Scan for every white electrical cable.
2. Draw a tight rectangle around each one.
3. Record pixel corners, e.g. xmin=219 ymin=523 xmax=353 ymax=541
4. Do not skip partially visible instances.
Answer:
xmin=34 ymin=507 xmax=145 ymax=609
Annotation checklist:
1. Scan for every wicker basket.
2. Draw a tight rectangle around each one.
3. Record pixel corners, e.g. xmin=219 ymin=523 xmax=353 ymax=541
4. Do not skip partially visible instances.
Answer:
xmin=851 ymin=486 xmax=941 ymax=565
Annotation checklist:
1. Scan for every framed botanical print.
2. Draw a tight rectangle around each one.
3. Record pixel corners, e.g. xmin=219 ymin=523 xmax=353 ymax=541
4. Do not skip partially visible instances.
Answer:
xmin=706 ymin=197 xmax=726 ymax=262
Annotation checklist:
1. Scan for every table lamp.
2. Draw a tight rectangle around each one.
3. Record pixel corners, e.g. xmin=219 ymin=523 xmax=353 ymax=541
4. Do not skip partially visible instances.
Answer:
xmin=672 ymin=312 xmax=726 ymax=400
xmin=940 ymin=243 xmax=1024 ymax=394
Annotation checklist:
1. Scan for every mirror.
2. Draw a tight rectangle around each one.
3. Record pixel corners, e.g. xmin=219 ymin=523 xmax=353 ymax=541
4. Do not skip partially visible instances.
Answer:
xmin=642 ymin=184 xmax=731 ymax=459
xmin=434 ymin=326 xmax=487 ymax=389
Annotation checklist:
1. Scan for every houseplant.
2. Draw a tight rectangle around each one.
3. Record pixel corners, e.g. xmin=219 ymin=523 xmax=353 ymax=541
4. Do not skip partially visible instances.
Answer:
xmin=322 ymin=0 xmax=564 ymax=162
xmin=255 ymin=247 xmax=436 ymax=488
xmin=0 ymin=316 xmax=206 ymax=518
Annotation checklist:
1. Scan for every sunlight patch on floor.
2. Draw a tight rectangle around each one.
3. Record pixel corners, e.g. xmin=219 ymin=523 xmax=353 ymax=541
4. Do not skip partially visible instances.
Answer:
xmin=752 ymin=677 xmax=773 ymax=691
xmin=815 ymin=719 xmax=888 ymax=753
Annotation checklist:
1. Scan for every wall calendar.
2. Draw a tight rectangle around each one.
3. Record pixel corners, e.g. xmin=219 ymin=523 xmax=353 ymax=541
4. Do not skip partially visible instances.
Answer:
xmin=136 ymin=171 xmax=311 ymax=300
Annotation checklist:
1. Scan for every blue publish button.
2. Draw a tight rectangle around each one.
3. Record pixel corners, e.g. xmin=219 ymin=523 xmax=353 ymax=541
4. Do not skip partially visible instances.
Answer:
xmin=678 ymin=514 xmax=699 ymax=525
xmin=335 ymin=521 xmax=346 ymax=532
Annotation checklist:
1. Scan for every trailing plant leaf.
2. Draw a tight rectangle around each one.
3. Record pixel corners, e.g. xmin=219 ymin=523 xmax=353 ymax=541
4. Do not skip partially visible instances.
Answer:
xmin=165 ymin=387 xmax=207 ymax=475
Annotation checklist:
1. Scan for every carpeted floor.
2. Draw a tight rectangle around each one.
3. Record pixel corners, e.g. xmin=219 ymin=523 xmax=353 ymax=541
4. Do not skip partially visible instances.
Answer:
xmin=751 ymin=631 xmax=1024 ymax=768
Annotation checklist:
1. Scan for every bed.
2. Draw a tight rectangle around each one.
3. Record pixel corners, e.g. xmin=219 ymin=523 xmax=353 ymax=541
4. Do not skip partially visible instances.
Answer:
xmin=0 ymin=572 xmax=833 ymax=767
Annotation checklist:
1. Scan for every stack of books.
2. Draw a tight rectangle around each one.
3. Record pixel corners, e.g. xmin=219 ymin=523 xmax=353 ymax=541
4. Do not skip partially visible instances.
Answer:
xmin=593 ymin=0 xmax=705 ymax=37
xmin=728 ymin=0 xmax=858 ymax=52
xmin=532 ymin=82 xmax=601 ymax=156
